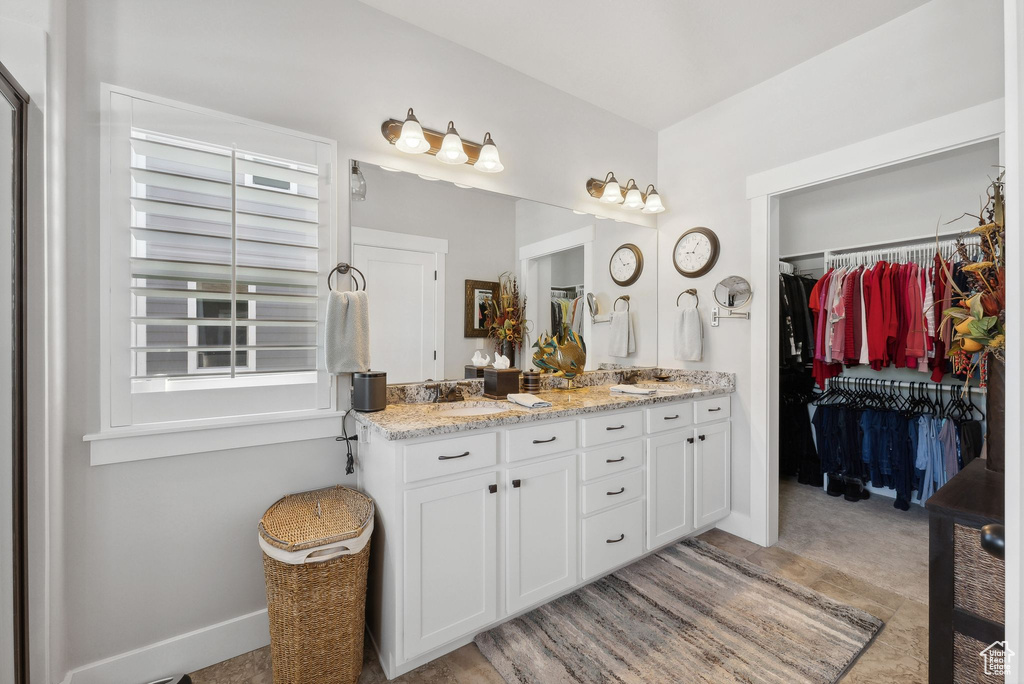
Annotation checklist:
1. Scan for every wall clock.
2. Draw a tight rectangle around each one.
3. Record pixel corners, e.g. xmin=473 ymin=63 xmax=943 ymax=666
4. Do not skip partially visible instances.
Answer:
xmin=609 ymin=243 xmax=644 ymax=286
xmin=673 ymin=227 xmax=720 ymax=277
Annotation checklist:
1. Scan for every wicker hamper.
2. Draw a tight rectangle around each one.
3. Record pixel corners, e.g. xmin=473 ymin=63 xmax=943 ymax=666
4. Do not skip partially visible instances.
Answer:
xmin=258 ymin=485 xmax=374 ymax=684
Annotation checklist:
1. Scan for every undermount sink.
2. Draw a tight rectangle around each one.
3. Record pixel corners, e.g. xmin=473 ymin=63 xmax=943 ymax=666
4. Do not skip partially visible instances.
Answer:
xmin=433 ymin=402 xmax=507 ymax=417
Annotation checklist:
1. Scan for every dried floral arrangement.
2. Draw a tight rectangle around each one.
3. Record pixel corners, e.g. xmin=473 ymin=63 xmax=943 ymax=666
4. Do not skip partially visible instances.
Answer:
xmin=940 ymin=170 xmax=1005 ymax=385
xmin=486 ymin=272 xmax=530 ymax=357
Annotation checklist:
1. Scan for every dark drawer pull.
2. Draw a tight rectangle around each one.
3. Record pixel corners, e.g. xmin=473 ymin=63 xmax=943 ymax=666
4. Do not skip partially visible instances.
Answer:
xmin=512 ymin=479 xmax=522 ymax=488
xmin=607 ymin=487 xmax=626 ymax=496
xmin=606 ymin=425 xmax=626 ymax=431
xmin=664 ymin=415 xmax=680 ymax=420
xmin=698 ymin=435 xmax=706 ymax=441
xmin=488 ymin=484 xmax=497 ymax=494
xmin=606 ymin=534 xmax=625 ymax=544
xmin=532 ymin=436 xmax=557 ymax=444
xmin=687 ymin=437 xmax=694 ymax=444
xmin=606 ymin=456 xmax=626 ymax=463
xmin=438 ymin=451 xmax=470 ymax=460
xmin=707 ymin=407 xmax=722 ymax=412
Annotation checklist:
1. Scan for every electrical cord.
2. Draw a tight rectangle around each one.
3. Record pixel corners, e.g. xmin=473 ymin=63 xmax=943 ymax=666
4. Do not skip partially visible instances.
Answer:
xmin=337 ymin=408 xmax=356 ymax=474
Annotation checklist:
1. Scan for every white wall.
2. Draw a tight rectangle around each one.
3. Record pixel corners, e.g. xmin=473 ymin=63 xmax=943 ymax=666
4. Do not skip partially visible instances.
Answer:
xmin=351 ymin=164 xmax=517 ymax=379
xmin=62 ymin=0 xmax=657 ymax=676
xmin=779 ymin=139 xmax=1001 ymax=257
xmin=656 ymin=0 xmax=1003 ymax=532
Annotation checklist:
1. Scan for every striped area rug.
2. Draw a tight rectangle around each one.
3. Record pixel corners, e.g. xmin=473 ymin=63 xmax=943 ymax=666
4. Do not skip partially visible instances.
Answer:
xmin=475 ymin=539 xmax=881 ymax=683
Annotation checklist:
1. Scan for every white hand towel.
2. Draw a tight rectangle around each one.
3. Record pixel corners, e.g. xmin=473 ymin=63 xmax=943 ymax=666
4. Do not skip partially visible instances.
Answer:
xmin=609 ymin=311 xmax=636 ymax=357
xmin=507 ymin=393 xmax=552 ymax=408
xmin=610 ymin=385 xmax=656 ymax=396
xmin=325 ymin=290 xmax=370 ymax=374
xmin=674 ymin=307 xmax=703 ymax=361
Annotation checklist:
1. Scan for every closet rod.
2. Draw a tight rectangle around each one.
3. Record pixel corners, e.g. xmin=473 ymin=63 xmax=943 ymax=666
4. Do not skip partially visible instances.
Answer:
xmin=825 ymin=376 xmax=986 ymax=394
xmin=782 ymin=229 xmax=975 ymax=261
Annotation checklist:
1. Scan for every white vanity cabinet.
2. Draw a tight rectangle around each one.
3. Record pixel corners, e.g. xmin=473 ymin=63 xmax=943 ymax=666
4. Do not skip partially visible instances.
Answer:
xmin=358 ymin=392 xmax=733 ymax=679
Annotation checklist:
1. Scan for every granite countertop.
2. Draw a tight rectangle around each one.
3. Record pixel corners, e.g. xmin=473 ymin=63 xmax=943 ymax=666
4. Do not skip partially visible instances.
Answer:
xmin=355 ymin=376 xmax=734 ymax=441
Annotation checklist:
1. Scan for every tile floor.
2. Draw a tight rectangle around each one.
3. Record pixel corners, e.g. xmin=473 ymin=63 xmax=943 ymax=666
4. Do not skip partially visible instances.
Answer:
xmin=191 ymin=484 xmax=930 ymax=683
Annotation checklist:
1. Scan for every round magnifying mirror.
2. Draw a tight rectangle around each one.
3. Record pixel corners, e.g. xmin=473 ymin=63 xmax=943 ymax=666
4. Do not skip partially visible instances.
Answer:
xmin=713 ymin=275 xmax=752 ymax=309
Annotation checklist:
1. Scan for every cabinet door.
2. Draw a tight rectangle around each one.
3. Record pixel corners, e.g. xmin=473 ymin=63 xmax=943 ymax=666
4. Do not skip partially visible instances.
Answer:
xmin=403 ymin=472 xmax=497 ymax=658
xmin=694 ymin=421 xmax=731 ymax=528
xmin=506 ymin=455 xmax=577 ymax=613
xmin=646 ymin=432 xmax=693 ymax=550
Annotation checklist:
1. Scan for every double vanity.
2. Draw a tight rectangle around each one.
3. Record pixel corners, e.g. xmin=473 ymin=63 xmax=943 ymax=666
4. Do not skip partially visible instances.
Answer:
xmin=354 ymin=370 xmax=735 ymax=678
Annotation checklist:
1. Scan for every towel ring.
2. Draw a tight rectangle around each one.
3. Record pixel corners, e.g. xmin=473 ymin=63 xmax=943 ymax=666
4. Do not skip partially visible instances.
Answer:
xmin=613 ymin=295 xmax=630 ymax=312
xmin=676 ymin=289 xmax=698 ymax=307
xmin=328 ymin=263 xmax=367 ymax=291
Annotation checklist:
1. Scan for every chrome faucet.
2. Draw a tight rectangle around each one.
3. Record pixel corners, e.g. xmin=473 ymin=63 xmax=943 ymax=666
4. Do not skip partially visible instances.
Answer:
xmin=618 ymin=370 xmax=641 ymax=385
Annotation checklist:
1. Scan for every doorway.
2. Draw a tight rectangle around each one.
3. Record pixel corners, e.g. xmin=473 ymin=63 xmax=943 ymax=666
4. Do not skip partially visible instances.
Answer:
xmin=0 ymin=58 xmax=29 ymax=684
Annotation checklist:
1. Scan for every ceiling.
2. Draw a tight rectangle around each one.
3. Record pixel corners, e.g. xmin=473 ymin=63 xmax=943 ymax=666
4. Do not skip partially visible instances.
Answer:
xmin=357 ymin=0 xmax=930 ymax=131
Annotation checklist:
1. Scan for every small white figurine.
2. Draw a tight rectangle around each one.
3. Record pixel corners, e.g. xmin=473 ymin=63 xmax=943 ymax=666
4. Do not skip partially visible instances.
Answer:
xmin=492 ymin=353 xmax=510 ymax=370
xmin=471 ymin=350 xmax=491 ymax=367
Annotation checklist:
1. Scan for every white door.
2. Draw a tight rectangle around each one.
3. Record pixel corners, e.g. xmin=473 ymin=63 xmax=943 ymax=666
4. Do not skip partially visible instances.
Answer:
xmin=403 ymin=473 xmax=497 ymax=659
xmin=646 ymin=432 xmax=693 ymax=549
xmin=506 ymin=455 xmax=577 ymax=613
xmin=352 ymin=243 xmax=438 ymax=383
xmin=694 ymin=421 xmax=731 ymax=528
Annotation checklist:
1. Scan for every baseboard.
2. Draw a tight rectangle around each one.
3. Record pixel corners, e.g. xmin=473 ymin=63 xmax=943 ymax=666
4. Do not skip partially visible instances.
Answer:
xmin=64 ymin=609 xmax=270 ymax=684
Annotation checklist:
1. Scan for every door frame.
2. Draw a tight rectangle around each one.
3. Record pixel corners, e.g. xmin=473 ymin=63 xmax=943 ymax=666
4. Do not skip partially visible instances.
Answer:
xmin=351 ymin=226 xmax=448 ymax=381
xmin=518 ymin=225 xmax=595 ymax=368
xmin=0 ymin=57 xmax=30 ymax=684
xmin=740 ymin=99 xmax=1005 ymax=551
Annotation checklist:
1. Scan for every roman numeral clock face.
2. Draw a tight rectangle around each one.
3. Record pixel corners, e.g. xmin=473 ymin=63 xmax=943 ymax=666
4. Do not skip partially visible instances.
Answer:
xmin=673 ymin=227 xmax=720 ymax=277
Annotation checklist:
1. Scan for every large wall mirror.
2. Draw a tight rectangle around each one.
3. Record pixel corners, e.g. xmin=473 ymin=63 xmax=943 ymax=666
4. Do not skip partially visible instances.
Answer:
xmin=0 ymin=60 xmax=28 ymax=684
xmin=349 ymin=161 xmax=659 ymax=384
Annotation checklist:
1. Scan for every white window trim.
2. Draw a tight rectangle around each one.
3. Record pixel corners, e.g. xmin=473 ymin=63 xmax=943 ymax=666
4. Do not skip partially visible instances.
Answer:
xmin=92 ymin=84 xmax=341 ymax=465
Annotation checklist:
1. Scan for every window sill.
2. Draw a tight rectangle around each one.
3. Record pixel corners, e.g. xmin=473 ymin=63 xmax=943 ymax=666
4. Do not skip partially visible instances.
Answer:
xmin=84 ymin=409 xmax=345 ymax=466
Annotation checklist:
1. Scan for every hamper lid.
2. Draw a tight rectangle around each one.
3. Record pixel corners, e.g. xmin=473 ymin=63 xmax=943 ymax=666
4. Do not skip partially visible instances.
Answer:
xmin=258 ymin=485 xmax=374 ymax=552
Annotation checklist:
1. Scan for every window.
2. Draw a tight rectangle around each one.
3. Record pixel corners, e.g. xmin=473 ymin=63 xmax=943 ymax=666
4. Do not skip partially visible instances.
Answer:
xmin=101 ymin=88 xmax=336 ymax=430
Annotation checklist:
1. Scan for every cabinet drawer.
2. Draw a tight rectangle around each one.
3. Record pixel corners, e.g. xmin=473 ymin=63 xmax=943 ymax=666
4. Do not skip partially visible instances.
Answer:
xmin=582 ymin=469 xmax=643 ymax=515
xmin=694 ymin=396 xmax=730 ymax=424
xmin=581 ymin=410 xmax=643 ymax=448
xmin=404 ymin=432 xmax=498 ymax=483
xmin=581 ymin=500 xmax=644 ymax=579
xmin=506 ymin=420 xmax=577 ymax=463
xmin=646 ymin=402 xmax=693 ymax=434
xmin=581 ymin=441 xmax=643 ymax=481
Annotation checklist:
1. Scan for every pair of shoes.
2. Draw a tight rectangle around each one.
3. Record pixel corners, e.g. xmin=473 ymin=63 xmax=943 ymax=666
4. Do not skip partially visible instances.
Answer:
xmin=826 ymin=475 xmax=845 ymax=497
xmin=844 ymin=481 xmax=871 ymax=502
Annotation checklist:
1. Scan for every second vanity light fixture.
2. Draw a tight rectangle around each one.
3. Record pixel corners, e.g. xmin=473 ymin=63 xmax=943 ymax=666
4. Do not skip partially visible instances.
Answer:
xmin=381 ymin=108 xmax=504 ymax=173
xmin=586 ymin=172 xmax=665 ymax=214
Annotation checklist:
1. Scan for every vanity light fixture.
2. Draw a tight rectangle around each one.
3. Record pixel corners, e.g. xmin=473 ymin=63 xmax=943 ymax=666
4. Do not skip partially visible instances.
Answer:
xmin=438 ymin=121 xmax=469 ymax=165
xmin=586 ymin=173 xmax=666 ymax=214
xmin=350 ymin=161 xmax=366 ymax=201
xmin=572 ymin=210 xmax=588 ymax=215
xmin=381 ymin=110 xmax=503 ymax=172
xmin=394 ymin=108 xmax=429 ymax=154
xmin=417 ymin=174 xmax=439 ymax=181
xmin=453 ymin=182 xmax=473 ymax=189
xmin=641 ymin=184 xmax=665 ymax=214
xmin=379 ymin=165 xmax=402 ymax=172
xmin=621 ymin=179 xmax=645 ymax=210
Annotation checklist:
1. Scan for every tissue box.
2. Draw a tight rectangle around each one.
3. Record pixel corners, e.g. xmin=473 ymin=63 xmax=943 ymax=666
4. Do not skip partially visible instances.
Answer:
xmin=465 ymin=365 xmax=487 ymax=379
xmin=483 ymin=367 xmax=521 ymax=399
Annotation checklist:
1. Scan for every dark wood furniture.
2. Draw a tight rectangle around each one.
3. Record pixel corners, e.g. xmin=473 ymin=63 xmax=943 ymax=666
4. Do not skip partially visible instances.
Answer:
xmin=926 ymin=458 xmax=1005 ymax=683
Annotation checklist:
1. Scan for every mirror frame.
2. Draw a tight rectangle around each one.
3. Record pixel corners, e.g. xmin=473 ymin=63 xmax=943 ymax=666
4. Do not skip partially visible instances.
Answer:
xmin=0 ymin=58 xmax=29 ymax=684
xmin=713 ymin=275 xmax=753 ymax=310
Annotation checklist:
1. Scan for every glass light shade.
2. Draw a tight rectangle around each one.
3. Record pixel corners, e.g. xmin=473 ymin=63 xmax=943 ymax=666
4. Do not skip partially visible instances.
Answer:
xmin=438 ymin=122 xmax=468 ymax=164
xmin=474 ymin=133 xmax=504 ymax=173
xmin=350 ymin=162 xmax=366 ymax=201
xmin=395 ymin=109 xmax=428 ymax=154
xmin=600 ymin=178 xmax=623 ymax=204
xmin=622 ymin=185 xmax=644 ymax=210
xmin=642 ymin=190 xmax=665 ymax=214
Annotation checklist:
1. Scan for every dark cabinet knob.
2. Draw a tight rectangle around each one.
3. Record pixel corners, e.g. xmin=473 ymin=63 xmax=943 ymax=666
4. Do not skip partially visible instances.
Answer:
xmin=981 ymin=524 xmax=1005 ymax=560
xmin=512 ymin=479 xmax=521 ymax=488
xmin=686 ymin=437 xmax=694 ymax=444
xmin=488 ymin=484 xmax=497 ymax=494
xmin=698 ymin=435 xmax=706 ymax=441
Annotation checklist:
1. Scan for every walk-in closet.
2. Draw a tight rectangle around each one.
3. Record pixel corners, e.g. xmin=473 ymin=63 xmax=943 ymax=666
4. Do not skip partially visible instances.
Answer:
xmin=776 ymin=139 xmax=998 ymax=610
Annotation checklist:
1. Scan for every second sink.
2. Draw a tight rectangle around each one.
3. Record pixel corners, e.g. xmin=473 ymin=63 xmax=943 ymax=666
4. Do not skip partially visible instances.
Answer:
xmin=433 ymin=402 xmax=508 ymax=417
